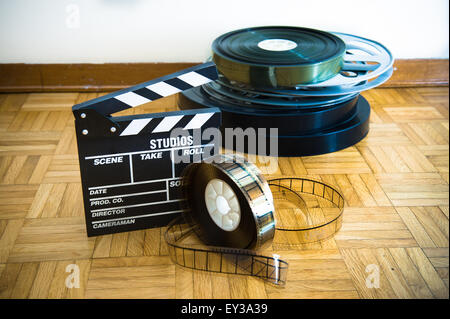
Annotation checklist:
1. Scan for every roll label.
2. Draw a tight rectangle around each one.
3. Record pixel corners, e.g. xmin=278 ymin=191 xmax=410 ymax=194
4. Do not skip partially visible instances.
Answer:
xmin=257 ymin=39 xmax=298 ymax=51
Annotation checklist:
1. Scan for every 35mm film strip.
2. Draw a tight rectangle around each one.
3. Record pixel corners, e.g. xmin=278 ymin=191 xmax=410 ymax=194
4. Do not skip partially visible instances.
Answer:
xmin=269 ymin=177 xmax=344 ymax=246
xmin=165 ymin=222 xmax=289 ymax=285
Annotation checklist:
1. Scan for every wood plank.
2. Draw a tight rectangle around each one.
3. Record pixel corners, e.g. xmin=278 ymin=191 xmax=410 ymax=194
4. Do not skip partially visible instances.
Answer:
xmin=85 ymin=287 xmax=174 ymax=299
xmin=0 ymin=219 xmax=24 ymax=263
xmin=347 ymin=174 xmax=378 ymax=207
xmin=423 ymin=247 xmax=449 ymax=258
xmin=388 ymin=248 xmax=434 ymax=298
xmin=92 ymin=235 xmax=112 ymax=259
xmin=246 ymin=276 xmax=268 ymax=299
xmin=109 ymin=232 xmax=129 ymax=257
xmin=11 ymin=263 xmax=39 ymax=299
xmin=340 ymin=248 xmax=396 ymax=298
xmin=127 ymin=230 xmax=145 ymax=257
xmin=90 ymin=256 xmax=171 ymax=269
xmin=384 ymin=107 xmax=444 ymax=122
xmin=47 ymin=260 xmax=73 ymax=299
xmin=143 ymin=228 xmax=161 ymax=256
xmin=7 ymin=218 xmax=95 ymax=263
xmin=175 ymin=266 xmax=194 ymax=299
xmin=193 ymin=271 xmax=213 ymax=299
xmin=396 ymin=207 xmax=436 ymax=248
xmin=336 ymin=239 xmax=418 ymax=249
xmin=411 ymin=207 xmax=449 ymax=247
xmin=424 ymin=207 xmax=449 ymax=239
xmin=333 ymin=174 xmax=363 ymax=207
xmin=406 ymin=248 xmax=449 ymax=299
xmin=359 ymin=173 xmax=392 ymax=206
xmin=228 ymin=275 xmax=249 ymax=299
xmin=0 ymin=263 xmax=22 ymax=298
xmin=28 ymin=261 xmax=57 ymax=298
xmin=86 ymin=260 xmax=175 ymax=299
xmin=66 ymin=259 xmax=91 ymax=299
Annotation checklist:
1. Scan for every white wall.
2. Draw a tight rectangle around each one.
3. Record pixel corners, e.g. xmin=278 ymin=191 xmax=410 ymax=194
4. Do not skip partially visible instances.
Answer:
xmin=0 ymin=0 xmax=448 ymax=63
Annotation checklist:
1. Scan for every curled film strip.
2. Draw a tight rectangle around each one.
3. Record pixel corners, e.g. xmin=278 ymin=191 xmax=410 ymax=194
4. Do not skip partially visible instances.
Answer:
xmin=269 ymin=177 xmax=344 ymax=247
xmin=164 ymin=155 xmax=345 ymax=285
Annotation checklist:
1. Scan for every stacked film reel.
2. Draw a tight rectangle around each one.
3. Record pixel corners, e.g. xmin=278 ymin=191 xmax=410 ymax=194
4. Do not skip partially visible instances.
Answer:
xmin=179 ymin=26 xmax=394 ymax=156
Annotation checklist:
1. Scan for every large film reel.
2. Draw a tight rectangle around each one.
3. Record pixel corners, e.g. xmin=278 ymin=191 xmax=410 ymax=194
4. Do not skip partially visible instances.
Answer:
xmin=212 ymin=26 xmax=347 ymax=87
xmin=263 ymin=32 xmax=395 ymax=96
xmin=203 ymin=80 xmax=359 ymax=108
xmin=179 ymin=88 xmax=370 ymax=156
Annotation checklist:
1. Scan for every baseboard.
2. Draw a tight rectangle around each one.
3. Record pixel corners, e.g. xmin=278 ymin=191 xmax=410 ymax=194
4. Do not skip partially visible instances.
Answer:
xmin=388 ymin=59 xmax=449 ymax=87
xmin=0 ymin=59 xmax=448 ymax=93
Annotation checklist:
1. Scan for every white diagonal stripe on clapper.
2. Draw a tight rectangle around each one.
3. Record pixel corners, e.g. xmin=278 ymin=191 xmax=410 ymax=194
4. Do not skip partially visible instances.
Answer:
xmin=152 ymin=115 xmax=184 ymax=133
xmin=183 ymin=113 xmax=214 ymax=130
xmin=115 ymin=92 xmax=151 ymax=107
xmin=177 ymin=71 xmax=212 ymax=87
xmin=146 ymin=82 xmax=181 ymax=97
xmin=120 ymin=118 xmax=152 ymax=136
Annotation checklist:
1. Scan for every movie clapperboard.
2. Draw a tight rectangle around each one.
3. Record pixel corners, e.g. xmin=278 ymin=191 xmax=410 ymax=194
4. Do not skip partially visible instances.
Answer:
xmin=72 ymin=62 xmax=221 ymax=236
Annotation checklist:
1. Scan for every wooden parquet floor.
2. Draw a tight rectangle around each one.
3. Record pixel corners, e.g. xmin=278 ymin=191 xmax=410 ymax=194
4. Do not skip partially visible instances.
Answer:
xmin=0 ymin=87 xmax=448 ymax=299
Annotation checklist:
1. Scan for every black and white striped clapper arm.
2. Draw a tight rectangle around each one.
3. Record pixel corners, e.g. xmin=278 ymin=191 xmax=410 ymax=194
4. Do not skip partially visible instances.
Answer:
xmin=73 ymin=62 xmax=217 ymax=116
xmin=72 ymin=62 xmax=219 ymax=137
xmin=118 ymin=109 xmax=218 ymax=137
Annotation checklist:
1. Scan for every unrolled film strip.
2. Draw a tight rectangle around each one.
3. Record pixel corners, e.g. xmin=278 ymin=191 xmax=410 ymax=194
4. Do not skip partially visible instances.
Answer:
xmin=165 ymin=221 xmax=288 ymax=285
xmin=164 ymin=156 xmax=345 ymax=285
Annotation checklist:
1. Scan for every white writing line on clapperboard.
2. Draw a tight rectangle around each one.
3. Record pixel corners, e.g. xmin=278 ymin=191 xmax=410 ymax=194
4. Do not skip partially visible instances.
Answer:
xmin=87 ymin=177 xmax=181 ymax=191
xmin=91 ymin=209 xmax=183 ymax=224
xmin=129 ymin=154 xmax=134 ymax=183
xmin=84 ymin=144 xmax=214 ymax=160
xmin=90 ymin=198 xmax=183 ymax=213
xmin=89 ymin=189 xmax=167 ymax=201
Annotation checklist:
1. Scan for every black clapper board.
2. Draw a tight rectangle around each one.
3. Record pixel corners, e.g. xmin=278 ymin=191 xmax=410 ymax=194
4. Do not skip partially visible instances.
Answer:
xmin=72 ymin=62 xmax=220 ymax=236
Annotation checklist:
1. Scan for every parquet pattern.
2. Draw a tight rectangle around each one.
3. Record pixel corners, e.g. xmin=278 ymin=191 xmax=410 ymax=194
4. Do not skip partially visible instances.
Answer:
xmin=0 ymin=87 xmax=448 ymax=299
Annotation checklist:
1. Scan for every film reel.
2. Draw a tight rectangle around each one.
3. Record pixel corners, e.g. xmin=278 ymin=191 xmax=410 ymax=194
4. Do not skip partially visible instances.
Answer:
xmin=181 ymin=154 xmax=275 ymax=250
xmin=165 ymin=155 xmax=345 ymax=285
xmin=247 ymin=32 xmax=394 ymax=96
xmin=166 ymin=154 xmax=287 ymax=285
xmin=203 ymin=80 xmax=359 ymax=109
xmin=310 ymin=32 xmax=394 ymax=87
xmin=179 ymin=86 xmax=360 ymax=136
xmin=211 ymin=29 xmax=394 ymax=97
xmin=178 ymin=89 xmax=370 ymax=157
xmin=266 ymin=66 xmax=393 ymax=97
xmin=212 ymin=26 xmax=346 ymax=87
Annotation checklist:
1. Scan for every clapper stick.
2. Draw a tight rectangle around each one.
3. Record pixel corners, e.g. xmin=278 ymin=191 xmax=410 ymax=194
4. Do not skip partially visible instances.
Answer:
xmin=73 ymin=62 xmax=219 ymax=135
xmin=72 ymin=62 xmax=221 ymax=236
